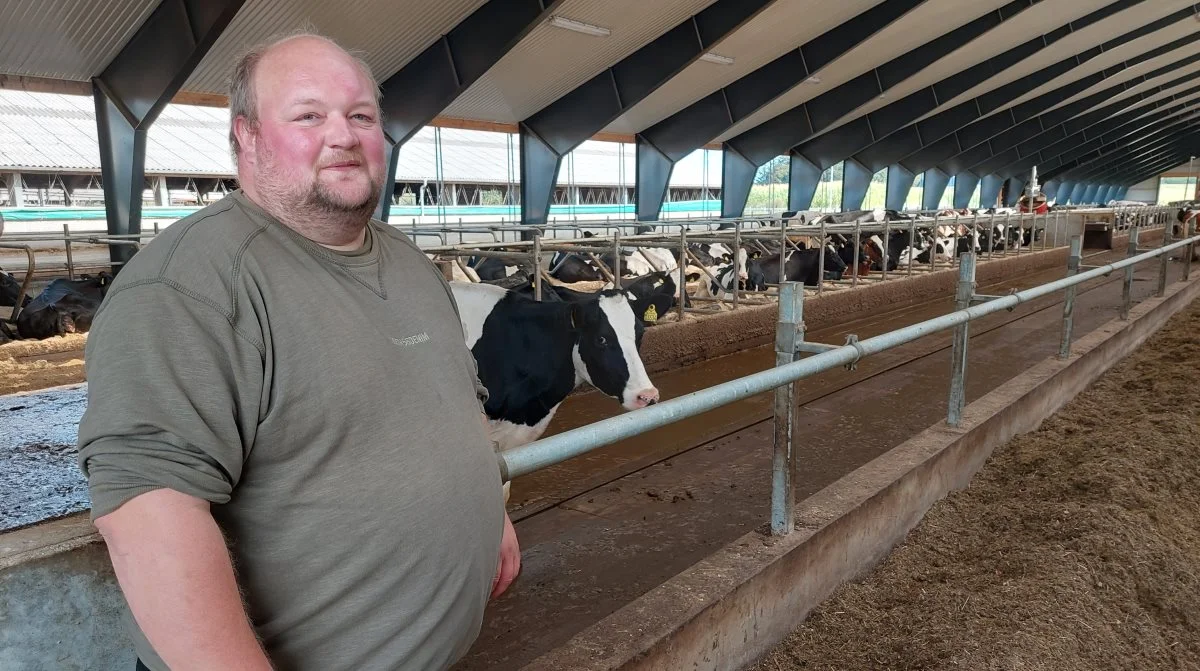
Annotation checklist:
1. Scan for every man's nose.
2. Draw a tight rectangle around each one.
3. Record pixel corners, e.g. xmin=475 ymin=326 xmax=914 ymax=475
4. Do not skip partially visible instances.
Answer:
xmin=325 ymin=115 xmax=359 ymax=148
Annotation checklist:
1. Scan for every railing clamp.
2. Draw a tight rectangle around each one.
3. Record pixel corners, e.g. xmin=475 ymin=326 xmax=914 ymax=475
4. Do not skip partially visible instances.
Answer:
xmin=972 ymin=288 xmax=1019 ymax=311
xmin=844 ymin=334 xmax=865 ymax=371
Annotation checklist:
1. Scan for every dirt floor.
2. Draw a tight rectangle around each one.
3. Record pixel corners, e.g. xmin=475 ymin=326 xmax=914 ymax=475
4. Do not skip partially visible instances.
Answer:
xmin=0 ymin=333 xmax=89 ymax=395
xmin=753 ymin=300 xmax=1200 ymax=671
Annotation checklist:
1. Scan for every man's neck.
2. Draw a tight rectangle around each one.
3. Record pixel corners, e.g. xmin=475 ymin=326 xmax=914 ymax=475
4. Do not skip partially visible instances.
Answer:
xmin=240 ymin=188 xmax=369 ymax=251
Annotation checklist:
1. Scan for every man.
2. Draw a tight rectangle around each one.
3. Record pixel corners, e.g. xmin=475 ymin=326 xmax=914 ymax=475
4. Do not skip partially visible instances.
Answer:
xmin=76 ymin=32 xmax=519 ymax=671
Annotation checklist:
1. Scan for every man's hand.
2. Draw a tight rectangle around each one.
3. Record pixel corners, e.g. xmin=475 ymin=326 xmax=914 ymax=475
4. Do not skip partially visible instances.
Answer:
xmin=490 ymin=512 xmax=520 ymax=599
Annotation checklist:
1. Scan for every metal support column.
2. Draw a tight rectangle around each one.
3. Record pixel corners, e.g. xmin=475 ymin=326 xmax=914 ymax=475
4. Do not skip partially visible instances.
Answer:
xmin=93 ymin=0 xmax=245 ymax=269
xmin=1184 ymin=220 xmax=1195 ymax=281
xmin=6 ymin=172 xmax=24 ymax=207
xmin=375 ymin=140 xmax=401 ymax=222
xmin=153 ymin=175 xmax=169 ymax=206
xmin=952 ymin=172 xmax=980 ymax=210
xmin=947 ymin=252 xmax=976 ymax=427
xmin=771 ymin=281 xmax=803 ymax=536
xmin=1121 ymin=227 xmax=1138 ymax=320
xmin=922 ymin=168 xmax=951 ymax=211
xmin=1059 ymin=235 xmax=1082 ymax=359
xmin=885 ymin=164 xmax=916 ymax=211
xmin=787 ymin=154 xmax=823 ymax=213
xmin=1157 ymin=214 xmax=1172 ymax=297
xmin=841 ymin=159 xmax=872 ymax=212
xmin=979 ymin=173 xmax=1004 ymax=208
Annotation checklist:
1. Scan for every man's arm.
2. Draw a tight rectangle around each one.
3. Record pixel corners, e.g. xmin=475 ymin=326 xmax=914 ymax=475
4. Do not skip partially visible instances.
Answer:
xmin=95 ymin=488 xmax=273 ymax=671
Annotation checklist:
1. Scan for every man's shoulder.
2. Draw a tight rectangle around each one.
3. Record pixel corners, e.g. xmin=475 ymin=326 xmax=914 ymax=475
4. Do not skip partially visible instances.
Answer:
xmin=107 ymin=193 xmax=267 ymax=309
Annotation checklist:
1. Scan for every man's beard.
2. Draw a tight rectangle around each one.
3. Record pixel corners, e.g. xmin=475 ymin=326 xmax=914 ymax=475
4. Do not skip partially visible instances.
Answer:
xmin=305 ymin=172 xmax=382 ymax=218
xmin=254 ymin=148 xmax=383 ymax=235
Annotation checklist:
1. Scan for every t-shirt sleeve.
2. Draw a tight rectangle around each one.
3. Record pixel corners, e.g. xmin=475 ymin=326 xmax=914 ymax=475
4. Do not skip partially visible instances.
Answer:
xmin=76 ymin=281 xmax=265 ymax=520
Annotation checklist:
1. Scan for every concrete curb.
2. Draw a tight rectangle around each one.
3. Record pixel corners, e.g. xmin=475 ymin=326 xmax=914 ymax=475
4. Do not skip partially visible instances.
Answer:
xmin=522 ymin=261 xmax=1197 ymax=671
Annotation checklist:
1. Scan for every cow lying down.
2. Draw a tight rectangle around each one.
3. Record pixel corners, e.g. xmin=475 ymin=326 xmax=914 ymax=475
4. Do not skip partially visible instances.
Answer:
xmin=450 ymin=282 xmax=660 ymax=457
xmin=16 ymin=273 xmax=111 ymax=340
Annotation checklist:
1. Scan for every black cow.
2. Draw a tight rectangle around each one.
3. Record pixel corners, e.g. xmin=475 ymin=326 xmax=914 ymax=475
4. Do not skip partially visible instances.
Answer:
xmin=758 ymin=247 xmax=848 ymax=287
xmin=469 ymin=256 xmax=525 ymax=282
xmin=548 ymin=251 xmax=604 ymax=282
xmin=1 ymin=270 xmax=30 ymax=308
xmin=16 ymin=273 xmax=112 ymax=340
xmin=450 ymin=282 xmax=659 ymax=452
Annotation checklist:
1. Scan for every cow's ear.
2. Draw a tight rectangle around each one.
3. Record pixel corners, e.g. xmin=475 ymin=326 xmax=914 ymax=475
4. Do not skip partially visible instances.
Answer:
xmin=568 ymin=302 xmax=594 ymax=331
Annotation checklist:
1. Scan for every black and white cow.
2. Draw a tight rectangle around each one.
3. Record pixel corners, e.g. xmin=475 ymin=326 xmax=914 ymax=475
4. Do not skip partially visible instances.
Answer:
xmin=508 ymin=271 xmax=683 ymax=326
xmin=450 ymin=282 xmax=659 ymax=452
xmin=16 ymin=273 xmax=111 ymax=340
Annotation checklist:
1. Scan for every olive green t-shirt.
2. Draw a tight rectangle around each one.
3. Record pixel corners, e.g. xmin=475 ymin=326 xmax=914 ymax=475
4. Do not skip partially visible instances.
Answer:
xmin=77 ymin=191 xmax=504 ymax=670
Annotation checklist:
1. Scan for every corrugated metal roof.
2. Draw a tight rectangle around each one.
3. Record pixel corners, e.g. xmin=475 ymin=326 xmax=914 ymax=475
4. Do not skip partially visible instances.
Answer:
xmin=444 ymin=0 xmax=719 ymax=123
xmin=0 ymin=89 xmax=228 ymax=174
xmin=1015 ymin=21 xmax=1200 ymax=113
xmin=715 ymin=0 xmax=1015 ymax=142
xmin=915 ymin=0 xmax=1188 ymax=122
xmin=395 ymin=128 xmax=722 ymax=187
xmin=604 ymin=0 xmax=883 ymax=135
xmin=183 ymin=0 xmax=488 ymax=94
xmin=0 ymin=90 xmax=721 ymax=187
xmin=0 ymin=0 xmax=158 ymax=81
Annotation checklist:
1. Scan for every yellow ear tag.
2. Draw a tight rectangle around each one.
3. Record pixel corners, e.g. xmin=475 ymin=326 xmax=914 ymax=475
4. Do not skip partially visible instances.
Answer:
xmin=643 ymin=304 xmax=659 ymax=323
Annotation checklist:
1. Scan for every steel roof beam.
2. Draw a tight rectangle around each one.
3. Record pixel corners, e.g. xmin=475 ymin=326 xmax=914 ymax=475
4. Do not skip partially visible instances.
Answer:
xmin=987 ymin=101 xmax=1200 ymax=184
xmin=896 ymin=28 xmax=1199 ymax=178
xmin=937 ymin=52 xmax=1200 ymax=179
xmin=1025 ymin=100 xmax=1200 ymax=172
xmin=633 ymin=0 xmax=958 ymax=221
xmin=517 ymin=0 xmax=777 ymax=230
xmin=1051 ymin=122 xmax=1200 ymax=182
xmin=804 ymin=1 xmax=1197 ymax=210
xmin=94 ymin=0 xmax=244 ymax=269
xmin=969 ymin=77 xmax=1200 ymax=177
xmin=962 ymin=119 xmax=1198 ymax=203
xmin=1069 ymin=131 xmax=1200 ymax=183
xmin=732 ymin=0 xmax=1162 ymax=213
xmin=374 ymin=0 xmax=566 ymax=221
xmin=1101 ymin=149 xmax=1199 ymax=184
xmin=1080 ymin=150 xmax=1191 ymax=191
xmin=1040 ymin=111 xmax=1200 ymax=177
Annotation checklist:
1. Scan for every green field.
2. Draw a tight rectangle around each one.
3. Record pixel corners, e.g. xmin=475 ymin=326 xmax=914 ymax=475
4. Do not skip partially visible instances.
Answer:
xmin=747 ymin=181 xmax=958 ymax=212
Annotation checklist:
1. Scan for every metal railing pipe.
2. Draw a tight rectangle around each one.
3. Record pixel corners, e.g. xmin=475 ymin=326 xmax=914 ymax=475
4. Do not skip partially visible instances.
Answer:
xmin=497 ymin=231 xmax=1200 ymax=480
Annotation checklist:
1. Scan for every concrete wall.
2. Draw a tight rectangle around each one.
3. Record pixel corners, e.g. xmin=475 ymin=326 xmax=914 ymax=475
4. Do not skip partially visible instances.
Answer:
xmin=0 ymin=529 xmax=133 ymax=670
xmin=523 ymin=265 xmax=1200 ymax=671
xmin=1125 ymin=176 xmax=1159 ymax=204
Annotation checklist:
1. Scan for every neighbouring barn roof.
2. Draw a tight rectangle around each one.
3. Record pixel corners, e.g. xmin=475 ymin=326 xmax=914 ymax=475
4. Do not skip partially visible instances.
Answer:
xmin=0 ymin=89 xmax=723 ymax=187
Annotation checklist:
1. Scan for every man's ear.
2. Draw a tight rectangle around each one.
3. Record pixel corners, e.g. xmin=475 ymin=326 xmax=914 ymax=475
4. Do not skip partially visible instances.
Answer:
xmin=233 ymin=116 xmax=257 ymax=163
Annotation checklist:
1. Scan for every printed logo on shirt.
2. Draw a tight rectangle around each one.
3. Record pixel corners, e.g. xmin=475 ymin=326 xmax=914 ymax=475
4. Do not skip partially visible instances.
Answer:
xmin=391 ymin=332 xmax=431 ymax=348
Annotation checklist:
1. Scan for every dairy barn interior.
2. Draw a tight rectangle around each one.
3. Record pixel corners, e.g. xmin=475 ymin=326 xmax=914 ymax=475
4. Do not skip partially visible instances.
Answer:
xmin=3 ymin=0 xmax=1200 ymax=669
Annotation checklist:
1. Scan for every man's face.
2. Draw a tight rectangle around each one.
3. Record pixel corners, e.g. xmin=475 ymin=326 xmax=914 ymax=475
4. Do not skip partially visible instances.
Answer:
xmin=243 ymin=39 xmax=387 ymax=215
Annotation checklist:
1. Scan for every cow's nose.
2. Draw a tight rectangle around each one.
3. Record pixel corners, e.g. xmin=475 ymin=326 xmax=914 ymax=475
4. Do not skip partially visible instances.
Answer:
xmin=634 ymin=388 xmax=660 ymax=408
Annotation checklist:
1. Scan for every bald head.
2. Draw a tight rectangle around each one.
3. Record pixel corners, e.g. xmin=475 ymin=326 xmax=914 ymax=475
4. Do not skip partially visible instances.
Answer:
xmin=229 ymin=31 xmax=388 ymax=248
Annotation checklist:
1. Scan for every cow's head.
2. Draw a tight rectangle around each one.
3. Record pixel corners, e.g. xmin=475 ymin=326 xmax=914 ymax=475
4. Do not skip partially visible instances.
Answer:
xmin=823 ymin=243 xmax=849 ymax=276
xmin=570 ymin=292 xmax=659 ymax=410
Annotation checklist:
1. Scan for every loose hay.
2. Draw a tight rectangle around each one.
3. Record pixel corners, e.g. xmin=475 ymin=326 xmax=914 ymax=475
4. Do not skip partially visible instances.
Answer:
xmin=0 ymin=333 xmax=88 ymax=395
xmin=755 ymin=299 xmax=1200 ymax=671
